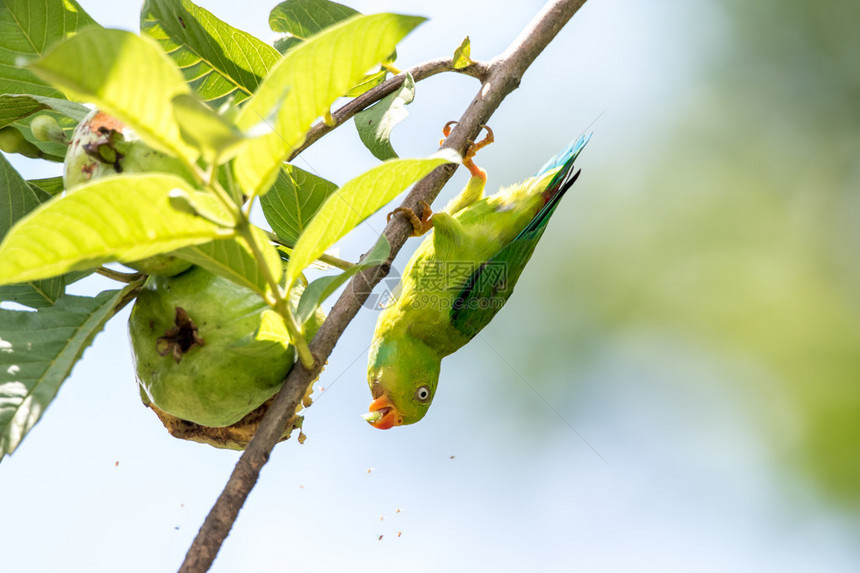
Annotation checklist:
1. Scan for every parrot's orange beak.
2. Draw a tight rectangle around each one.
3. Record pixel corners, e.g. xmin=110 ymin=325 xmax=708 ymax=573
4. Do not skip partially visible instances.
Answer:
xmin=364 ymin=393 xmax=403 ymax=430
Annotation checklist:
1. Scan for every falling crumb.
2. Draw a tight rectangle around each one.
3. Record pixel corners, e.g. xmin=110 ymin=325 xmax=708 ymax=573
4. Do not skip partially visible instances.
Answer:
xmin=114 ymin=461 xmax=119 ymax=467
xmin=367 ymin=468 xmax=374 ymax=474
xmin=395 ymin=508 xmax=402 ymax=514
xmin=318 ymin=386 xmax=325 ymax=392
xmin=180 ymin=504 xmax=185 ymax=508
xmin=397 ymin=532 xmax=402 ymax=538
xmin=298 ymin=432 xmax=307 ymax=445
xmin=379 ymin=516 xmax=384 ymax=521
xmin=449 ymin=455 xmax=455 ymax=460
xmin=378 ymin=535 xmax=383 ymax=541
xmin=299 ymin=485 xmax=305 ymax=489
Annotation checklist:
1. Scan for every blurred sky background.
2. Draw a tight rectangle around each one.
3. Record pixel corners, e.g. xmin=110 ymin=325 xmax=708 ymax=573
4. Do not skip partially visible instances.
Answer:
xmin=2 ymin=0 xmax=860 ymax=571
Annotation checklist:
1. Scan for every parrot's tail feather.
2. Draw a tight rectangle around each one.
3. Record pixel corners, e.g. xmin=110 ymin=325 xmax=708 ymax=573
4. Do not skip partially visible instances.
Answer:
xmin=519 ymin=135 xmax=588 ymax=241
xmin=521 ymin=168 xmax=579 ymax=239
xmin=535 ymin=132 xmax=592 ymax=178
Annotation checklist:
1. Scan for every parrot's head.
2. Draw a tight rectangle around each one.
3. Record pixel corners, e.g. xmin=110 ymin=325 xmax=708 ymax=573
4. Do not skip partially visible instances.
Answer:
xmin=364 ymin=335 xmax=441 ymax=429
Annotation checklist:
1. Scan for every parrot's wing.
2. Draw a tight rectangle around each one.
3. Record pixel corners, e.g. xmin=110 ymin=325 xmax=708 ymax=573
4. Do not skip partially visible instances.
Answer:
xmin=449 ymin=235 xmax=540 ymax=339
xmin=450 ymin=166 xmax=582 ymax=339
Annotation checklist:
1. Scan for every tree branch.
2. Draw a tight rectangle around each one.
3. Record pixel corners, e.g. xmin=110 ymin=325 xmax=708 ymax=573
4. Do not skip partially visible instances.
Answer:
xmin=178 ymin=1 xmax=589 ymax=571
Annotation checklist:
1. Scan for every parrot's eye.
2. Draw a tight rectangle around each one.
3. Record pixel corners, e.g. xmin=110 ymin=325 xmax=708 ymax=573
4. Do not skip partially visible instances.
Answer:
xmin=415 ymin=386 xmax=431 ymax=402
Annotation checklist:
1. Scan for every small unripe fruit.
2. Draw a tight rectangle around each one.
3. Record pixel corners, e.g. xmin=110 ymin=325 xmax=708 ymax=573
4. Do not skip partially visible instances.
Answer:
xmin=30 ymin=114 xmax=66 ymax=143
xmin=0 ymin=126 xmax=44 ymax=159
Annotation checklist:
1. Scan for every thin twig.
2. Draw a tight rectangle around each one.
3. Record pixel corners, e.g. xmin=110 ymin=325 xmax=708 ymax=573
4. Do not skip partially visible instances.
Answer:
xmin=287 ymin=57 xmax=490 ymax=161
xmin=179 ymin=1 xmax=589 ymax=571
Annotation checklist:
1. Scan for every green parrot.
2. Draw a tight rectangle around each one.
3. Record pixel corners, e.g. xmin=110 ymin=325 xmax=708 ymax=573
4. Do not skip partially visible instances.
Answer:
xmin=364 ymin=125 xmax=589 ymax=429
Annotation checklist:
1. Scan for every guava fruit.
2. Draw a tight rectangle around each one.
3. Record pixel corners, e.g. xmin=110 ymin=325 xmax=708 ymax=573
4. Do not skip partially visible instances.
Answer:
xmin=141 ymin=390 xmax=312 ymax=451
xmin=64 ymin=108 xmax=195 ymax=277
xmin=64 ymin=108 xmax=193 ymax=189
xmin=129 ymin=266 xmax=325 ymax=441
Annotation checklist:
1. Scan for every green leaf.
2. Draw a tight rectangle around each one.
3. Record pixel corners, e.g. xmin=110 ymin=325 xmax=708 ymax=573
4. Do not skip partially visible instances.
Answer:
xmin=141 ymin=0 xmax=280 ymax=107
xmin=285 ymin=152 xmax=458 ymax=289
xmin=0 ymin=285 xmax=135 ymax=460
xmin=261 ymin=165 xmax=339 ymax=246
xmin=344 ymin=68 xmax=388 ymax=97
xmin=172 ymin=94 xmax=246 ymax=163
xmin=28 ymin=28 xmax=198 ymax=163
xmin=0 ymin=154 xmax=65 ymax=307
xmin=0 ymin=0 xmax=98 ymax=98
xmin=0 ymin=173 xmax=234 ymax=285
xmin=174 ymin=226 xmax=282 ymax=298
xmin=296 ymin=236 xmax=389 ymax=323
xmin=0 ymin=278 xmax=64 ymax=309
xmin=0 ymin=94 xmax=89 ymax=129
xmin=354 ymin=72 xmax=415 ymax=161
xmin=269 ymin=1 xmax=396 ymax=97
xmin=27 ymin=176 xmax=64 ymax=196
xmin=452 ymin=36 xmax=473 ymax=69
xmin=0 ymin=153 xmax=41 ymax=238
xmin=26 ymin=182 xmax=54 ymax=203
xmin=234 ymin=13 xmax=425 ymax=197
xmin=269 ymin=0 xmax=358 ymax=53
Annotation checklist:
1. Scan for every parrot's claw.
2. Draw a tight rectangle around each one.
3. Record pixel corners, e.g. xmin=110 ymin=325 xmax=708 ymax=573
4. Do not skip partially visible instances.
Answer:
xmin=386 ymin=200 xmax=434 ymax=236
xmin=439 ymin=121 xmax=494 ymax=181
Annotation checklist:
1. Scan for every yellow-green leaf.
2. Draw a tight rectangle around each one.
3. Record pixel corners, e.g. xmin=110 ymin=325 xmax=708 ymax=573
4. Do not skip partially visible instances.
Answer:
xmin=0 ymin=174 xmax=233 ymax=285
xmin=234 ymin=13 xmax=425 ymax=197
xmin=284 ymin=152 xmax=458 ymax=289
xmin=172 ymin=94 xmax=246 ymax=163
xmin=452 ymin=36 xmax=473 ymax=69
xmin=174 ymin=226 xmax=282 ymax=299
xmin=27 ymin=28 xmax=197 ymax=163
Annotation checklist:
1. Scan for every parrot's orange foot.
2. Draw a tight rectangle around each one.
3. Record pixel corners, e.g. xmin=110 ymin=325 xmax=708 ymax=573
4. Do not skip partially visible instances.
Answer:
xmin=387 ymin=200 xmax=434 ymax=236
xmin=439 ymin=121 xmax=494 ymax=181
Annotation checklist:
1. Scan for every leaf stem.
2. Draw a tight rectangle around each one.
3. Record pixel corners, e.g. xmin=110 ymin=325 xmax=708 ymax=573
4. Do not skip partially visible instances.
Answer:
xmin=381 ymin=62 xmax=402 ymax=75
xmin=236 ymin=218 xmax=315 ymax=369
xmin=264 ymin=230 xmax=355 ymax=270
xmin=95 ymin=266 xmax=144 ymax=283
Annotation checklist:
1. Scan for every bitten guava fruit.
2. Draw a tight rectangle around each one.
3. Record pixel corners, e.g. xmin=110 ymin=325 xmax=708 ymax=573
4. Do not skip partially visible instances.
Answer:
xmin=141 ymin=387 xmax=312 ymax=450
xmin=129 ymin=266 xmax=325 ymax=436
xmin=64 ymin=109 xmax=193 ymax=188
xmin=64 ymin=108 xmax=195 ymax=277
